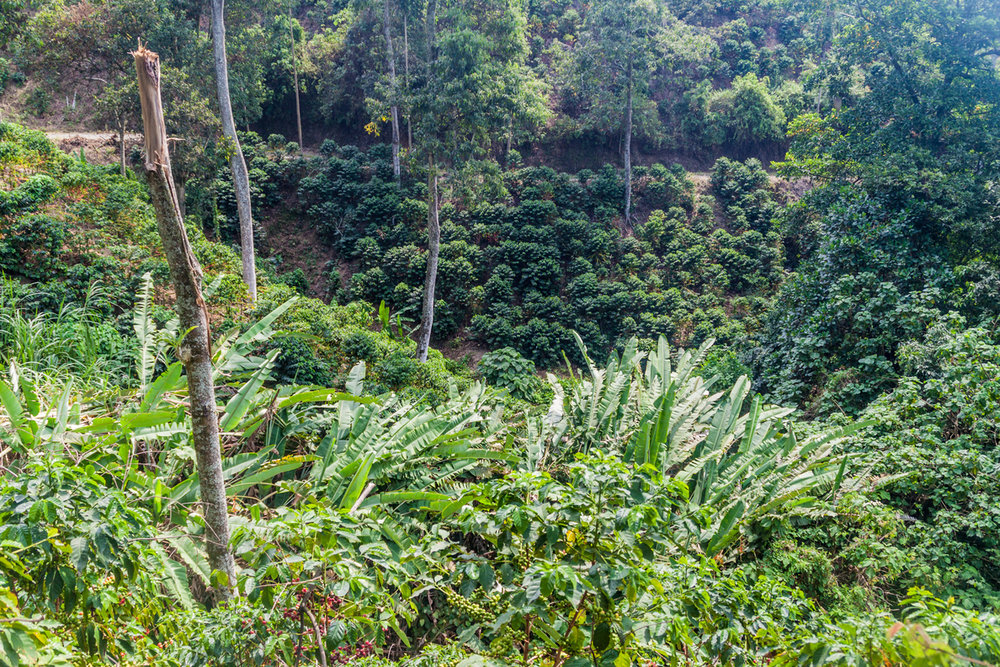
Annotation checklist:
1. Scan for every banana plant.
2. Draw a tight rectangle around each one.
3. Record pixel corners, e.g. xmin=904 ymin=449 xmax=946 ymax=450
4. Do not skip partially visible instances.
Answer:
xmin=543 ymin=332 xmax=644 ymax=460
xmin=298 ymin=362 xmax=510 ymax=512
xmin=0 ymin=365 xmax=79 ymax=457
xmin=544 ymin=333 xmax=869 ymax=559
xmin=668 ymin=378 xmax=865 ymax=557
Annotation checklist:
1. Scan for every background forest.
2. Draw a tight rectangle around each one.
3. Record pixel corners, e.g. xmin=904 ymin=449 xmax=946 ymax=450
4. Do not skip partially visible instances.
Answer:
xmin=1 ymin=0 xmax=1000 ymax=665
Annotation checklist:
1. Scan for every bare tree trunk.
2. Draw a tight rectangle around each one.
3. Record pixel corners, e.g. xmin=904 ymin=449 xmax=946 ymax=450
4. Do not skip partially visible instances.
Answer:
xmin=211 ymin=0 xmax=257 ymax=303
xmin=177 ymin=181 xmax=186 ymax=218
xmin=416 ymin=0 xmax=438 ymax=363
xmin=383 ymin=0 xmax=401 ymax=179
xmin=425 ymin=0 xmax=437 ymax=64
xmin=289 ymin=3 xmax=303 ymax=150
xmin=623 ymin=64 xmax=633 ymax=227
xmin=404 ymin=18 xmax=412 ymax=150
xmin=416 ymin=156 xmax=439 ymax=363
xmin=118 ymin=121 xmax=126 ymax=177
xmin=133 ymin=45 xmax=236 ymax=599
xmin=505 ymin=115 xmax=514 ymax=165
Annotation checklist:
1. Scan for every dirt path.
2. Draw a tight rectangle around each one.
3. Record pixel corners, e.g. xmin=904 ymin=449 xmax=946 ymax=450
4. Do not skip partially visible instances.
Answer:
xmin=43 ymin=131 xmax=138 ymax=142
xmin=38 ymin=130 xmax=141 ymax=166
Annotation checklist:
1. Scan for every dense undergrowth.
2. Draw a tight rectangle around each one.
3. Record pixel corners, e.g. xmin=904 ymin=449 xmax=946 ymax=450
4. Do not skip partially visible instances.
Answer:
xmin=0 ymin=123 xmax=466 ymax=399
xmin=3 ymin=0 xmax=1000 ymax=658
xmin=2 ymin=282 xmax=999 ymax=665
xmin=3 ymin=126 xmax=1000 ymax=665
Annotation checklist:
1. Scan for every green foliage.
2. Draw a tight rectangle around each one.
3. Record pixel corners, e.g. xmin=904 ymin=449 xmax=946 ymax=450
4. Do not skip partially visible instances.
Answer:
xmin=2 ymin=0 xmax=1000 ymax=663
xmin=0 ymin=285 xmax=134 ymax=388
xmin=757 ymin=0 xmax=1000 ymax=414
xmin=849 ymin=322 xmax=1000 ymax=608
xmin=24 ymin=87 xmax=51 ymax=116
xmin=284 ymin=140 xmax=778 ymax=367
xmin=770 ymin=589 xmax=1000 ymax=667
xmin=0 ymin=261 xmax=997 ymax=666
xmin=706 ymin=73 xmax=787 ymax=147
xmin=0 ymin=458 xmax=163 ymax=661
xmin=756 ymin=187 xmax=972 ymax=413
xmin=0 ymin=213 xmax=67 ymax=279
xmin=477 ymin=347 xmax=539 ymax=401
xmin=537 ymin=335 xmax=863 ymax=558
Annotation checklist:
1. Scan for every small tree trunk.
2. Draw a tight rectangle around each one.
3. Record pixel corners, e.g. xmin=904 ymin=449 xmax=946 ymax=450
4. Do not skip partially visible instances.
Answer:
xmin=403 ymin=18 xmax=412 ymax=150
xmin=416 ymin=157 xmax=439 ymax=363
xmin=383 ymin=0 xmax=401 ymax=179
xmin=133 ymin=45 xmax=236 ymax=600
xmin=415 ymin=0 xmax=439 ymax=363
xmin=425 ymin=0 xmax=437 ymax=64
xmin=505 ymin=115 xmax=513 ymax=165
xmin=177 ymin=180 xmax=186 ymax=218
xmin=211 ymin=0 xmax=257 ymax=303
xmin=623 ymin=65 xmax=633 ymax=227
xmin=289 ymin=3 xmax=303 ymax=150
xmin=118 ymin=121 xmax=126 ymax=177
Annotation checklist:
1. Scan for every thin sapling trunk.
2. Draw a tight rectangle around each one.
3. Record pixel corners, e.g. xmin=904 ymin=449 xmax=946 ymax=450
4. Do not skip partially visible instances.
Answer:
xmin=289 ymin=2 xmax=303 ymax=149
xmin=416 ymin=157 xmax=439 ymax=363
xmin=624 ymin=62 xmax=633 ymax=227
xmin=416 ymin=0 xmax=438 ymax=363
xmin=383 ymin=0 xmax=401 ymax=179
xmin=211 ymin=0 xmax=257 ymax=302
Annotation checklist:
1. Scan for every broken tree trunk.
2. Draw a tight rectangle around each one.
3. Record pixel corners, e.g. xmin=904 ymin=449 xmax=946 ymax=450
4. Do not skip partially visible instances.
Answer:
xmin=211 ymin=0 xmax=257 ymax=303
xmin=133 ymin=45 xmax=236 ymax=599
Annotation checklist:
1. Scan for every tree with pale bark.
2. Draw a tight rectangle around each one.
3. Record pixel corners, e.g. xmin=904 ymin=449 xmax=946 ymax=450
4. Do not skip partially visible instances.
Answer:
xmin=210 ymin=0 xmax=258 ymax=303
xmin=564 ymin=0 xmax=662 ymax=226
xmin=406 ymin=0 xmax=548 ymax=362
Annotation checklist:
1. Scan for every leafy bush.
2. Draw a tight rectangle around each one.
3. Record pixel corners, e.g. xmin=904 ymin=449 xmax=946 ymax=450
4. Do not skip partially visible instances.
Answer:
xmin=0 ymin=213 xmax=67 ymax=278
xmin=0 ymin=458 xmax=164 ymax=660
xmin=477 ymin=347 xmax=538 ymax=401
xmin=707 ymin=73 xmax=787 ymax=147
xmin=849 ymin=322 xmax=1000 ymax=608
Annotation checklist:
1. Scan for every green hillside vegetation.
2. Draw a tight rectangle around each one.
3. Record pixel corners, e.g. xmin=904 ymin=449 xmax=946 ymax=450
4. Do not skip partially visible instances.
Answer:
xmin=240 ymin=135 xmax=782 ymax=366
xmin=0 ymin=0 xmax=999 ymax=665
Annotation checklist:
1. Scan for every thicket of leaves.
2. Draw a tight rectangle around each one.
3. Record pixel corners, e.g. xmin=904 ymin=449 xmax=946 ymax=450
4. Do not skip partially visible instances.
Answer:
xmin=1 ymin=287 xmax=998 ymax=666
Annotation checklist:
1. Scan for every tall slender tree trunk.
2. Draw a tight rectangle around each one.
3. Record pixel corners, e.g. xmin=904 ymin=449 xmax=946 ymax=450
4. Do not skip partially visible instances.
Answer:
xmin=133 ymin=45 xmax=235 ymax=599
xmin=505 ymin=115 xmax=514 ymax=165
xmin=118 ymin=120 xmax=126 ymax=177
xmin=211 ymin=0 xmax=257 ymax=303
xmin=425 ymin=0 xmax=437 ymax=63
xmin=416 ymin=157 xmax=439 ymax=362
xmin=416 ymin=0 xmax=438 ymax=363
xmin=403 ymin=19 xmax=412 ymax=150
xmin=382 ymin=0 xmax=401 ymax=179
xmin=177 ymin=180 xmax=186 ymax=218
xmin=623 ymin=64 xmax=633 ymax=227
xmin=289 ymin=3 xmax=303 ymax=150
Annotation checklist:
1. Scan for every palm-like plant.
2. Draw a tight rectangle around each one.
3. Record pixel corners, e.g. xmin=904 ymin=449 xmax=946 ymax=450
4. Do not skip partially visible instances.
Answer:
xmin=299 ymin=362 xmax=509 ymax=512
xmin=3 ymin=274 xmax=515 ymax=594
xmin=541 ymin=334 xmax=865 ymax=559
xmin=540 ymin=334 xmax=643 ymax=463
